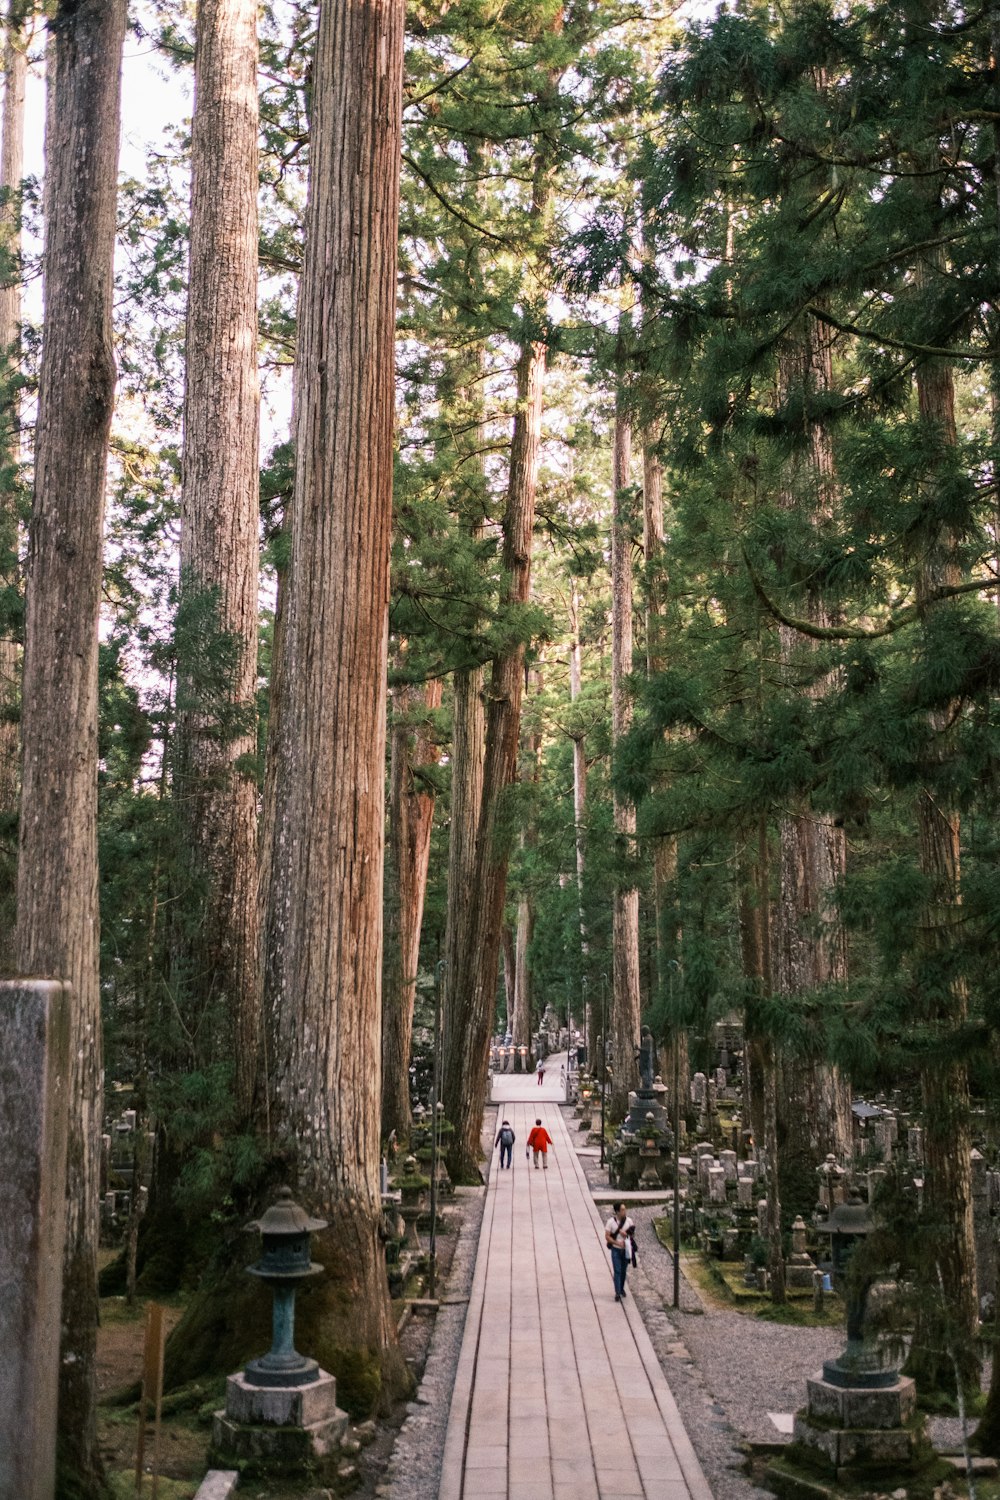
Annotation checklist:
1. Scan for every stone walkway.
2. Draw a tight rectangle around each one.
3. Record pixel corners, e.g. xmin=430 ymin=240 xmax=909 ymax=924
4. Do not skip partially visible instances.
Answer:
xmin=439 ymin=1071 xmax=714 ymax=1500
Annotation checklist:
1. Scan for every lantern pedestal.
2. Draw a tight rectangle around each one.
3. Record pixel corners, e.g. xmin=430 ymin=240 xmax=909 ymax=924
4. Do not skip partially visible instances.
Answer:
xmin=765 ymin=1371 xmax=932 ymax=1496
xmin=211 ymin=1187 xmax=349 ymax=1472
xmin=212 ymin=1369 xmax=348 ymax=1466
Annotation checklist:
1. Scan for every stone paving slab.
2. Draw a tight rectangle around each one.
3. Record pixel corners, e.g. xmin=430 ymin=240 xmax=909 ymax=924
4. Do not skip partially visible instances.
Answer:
xmin=439 ymin=1083 xmax=715 ymax=1500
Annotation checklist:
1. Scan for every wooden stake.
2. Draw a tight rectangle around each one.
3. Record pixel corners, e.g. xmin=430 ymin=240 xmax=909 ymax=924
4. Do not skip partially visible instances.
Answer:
xmin=135 ymin=1303 xmax=165 ymax=1495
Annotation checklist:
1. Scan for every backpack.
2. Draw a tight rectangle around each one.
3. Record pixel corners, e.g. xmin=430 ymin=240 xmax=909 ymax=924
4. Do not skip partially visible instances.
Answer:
xmin=500 ymin=1126 xmax=514 ymax=1146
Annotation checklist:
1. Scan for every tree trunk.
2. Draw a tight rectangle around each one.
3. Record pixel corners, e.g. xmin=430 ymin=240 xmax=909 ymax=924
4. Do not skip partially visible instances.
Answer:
xmin=738 ymin=819 xmax=785 ymax=1300
xmin=774 ymin=322 xmax=853 ymax=1179
xmin=642 ymin=432 xmax=680 ymax=976
xmin=442 ymin=660 xmax=485 ymax=1042
xmin=908 ymin=328 xmax=979 ymax=1395
xmin=611 ymin=403 xmax=641 ymax=1119
xmin=569 ymin=576 xmax=589 ymax=958
xmin=512 ymin=663 xmax=541 ymax=1052
xmin=261 ymin=0 xmax=405 ymax=1358
xmin=500 ymin=922 xmax=515 ymax=1036
xmin=177 ymin=0 xmax=261 ymax=1119
xmin=442 ymin=332 xmax=546 ymax=1178
xmin=0 ymin=1 xmax=26 ymax=973
xmin=15 ymin=1 xmax=126 ymax=1487
xmin=513 ymin=888 xmax=533 ymax=1048
xmin=382 ymin=675 xmax=442 ymax=1141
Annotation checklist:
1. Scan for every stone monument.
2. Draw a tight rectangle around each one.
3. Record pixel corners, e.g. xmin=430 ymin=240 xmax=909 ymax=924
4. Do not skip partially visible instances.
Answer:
xmin=0 ymin=979 xmax=71 ymax=1500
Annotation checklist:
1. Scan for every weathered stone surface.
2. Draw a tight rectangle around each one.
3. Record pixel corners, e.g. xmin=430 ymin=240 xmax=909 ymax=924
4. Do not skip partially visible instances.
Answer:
xmin=793 ymin=1413 xmax=923 ymax=1470
xmin=223 ymin=1370 xmax=340 ymax=1428
xmin=0 ymin=979 xmax=71 ymax=1500
xmin=212 ymin=1408 xmax=348 ymax=1464
xmin=193 ymin=1471 xmax=240 ymax=1500
xmin=805 ymin=1373 xmax=916 ymax=1430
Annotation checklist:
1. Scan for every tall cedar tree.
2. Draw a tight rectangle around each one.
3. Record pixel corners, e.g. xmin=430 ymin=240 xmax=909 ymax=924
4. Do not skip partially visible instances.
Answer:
xmin=177 ymin=0 xmax=261 ymax=1119
xmin=382 ymin=673 xmax=442 ymax=1141
xmin=261 ymin=0 xmax=406 ymax=1365
xmin=610 ymin=399 xmax=641 ymax=1117
xmin=16 ymin=0 xmax=126 ymax=1488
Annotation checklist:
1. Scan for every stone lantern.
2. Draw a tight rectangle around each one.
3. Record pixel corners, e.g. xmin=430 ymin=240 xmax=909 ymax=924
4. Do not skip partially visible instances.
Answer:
xmin=244 ymin=1187 xmax=327 ymax=1388
xmin=818 ymin=1189 xmax=896 ymax=1388
xmin=212 ymin=1187 xmax=348 ymax=1465
xmin=774 ymin=1186 xmax=930 ymax=1492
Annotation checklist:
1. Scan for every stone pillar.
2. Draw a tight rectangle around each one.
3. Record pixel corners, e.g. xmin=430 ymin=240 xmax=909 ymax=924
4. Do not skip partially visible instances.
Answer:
xmin=0 ymin=978 xmax=71 ymax=1500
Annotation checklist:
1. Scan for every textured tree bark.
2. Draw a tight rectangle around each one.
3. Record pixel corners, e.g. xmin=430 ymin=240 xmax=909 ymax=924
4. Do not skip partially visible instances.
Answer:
xmin=0 ymin=1 xmax=26 ymax=972
xmin=261 ymin=0 xmax=405 ymax=1352
xmin=611 ymin=405 xmax=641 ymax=1119
xmin=500 ymin=922 xmax=515 ymax=1034
xmin=382 ymin=675 xmax=441 ymax=1140
xmin=908 ymin=332 xmax=979 ymax=1393
xmin=177 ymin=0 xmax=261 ymax=1118
xmin=15 ymin=0 xmax=125 ymax=1486
xmin=443 ymin=333 xmax=546 ymax=1178
xmin=442 ymin=659 xmax=485 ymax=1045
xmin=512 ymin=664 xmax=541 ymax=1051
xmin=738 ymin=820 xmax=784 ymax=1299
xmin=642 ymin=432 xmax=680 ymax=966
xmin=569 ymin=578 xmax=588 ymax=966
xmin=774 ymin=321 xmax=853 ymax=1173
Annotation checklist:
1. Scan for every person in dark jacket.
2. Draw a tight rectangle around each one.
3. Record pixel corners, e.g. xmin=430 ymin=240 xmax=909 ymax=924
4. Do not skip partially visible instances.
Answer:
xmin=494 ymin=1119 xmax=515 ymax=1169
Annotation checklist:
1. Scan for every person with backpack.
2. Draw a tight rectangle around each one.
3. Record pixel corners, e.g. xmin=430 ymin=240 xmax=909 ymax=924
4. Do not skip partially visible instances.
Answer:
xmin=526 ymin=1118 xmax=553 ymax=1169
xmin=605 ymin=1202 xmax=637 ymax=1302
xmin=494 ymin=1119 xmax=515 ymax=1169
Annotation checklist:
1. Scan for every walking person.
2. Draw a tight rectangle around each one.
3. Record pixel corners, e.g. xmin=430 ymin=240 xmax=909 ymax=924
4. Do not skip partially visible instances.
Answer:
xmin=494 ymin=1118 xmax=515 ymax=1170
xmin=526 ymin=1118 xmax=553 ymax=1170
xmin=605 ymin=1201 xmax=636 ymax=1302
xmin=536 ymin=1060 xmax=546 ymax=1086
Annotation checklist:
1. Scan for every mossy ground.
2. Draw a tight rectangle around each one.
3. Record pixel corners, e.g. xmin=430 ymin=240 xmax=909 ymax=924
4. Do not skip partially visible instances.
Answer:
xmin=652 ymin=1218 xmax=842 ymax=1327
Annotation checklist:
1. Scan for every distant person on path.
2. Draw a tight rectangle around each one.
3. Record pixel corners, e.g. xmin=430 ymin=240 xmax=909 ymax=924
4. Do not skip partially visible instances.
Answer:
xmin=537 ymin=1060 xmax=545 ymax=1085
xmin=527 ymin=1118 xmax=553 ymax=1169
xmin=605 ymin=1202 xmax=636 ymax=1302
xmin=494 ymin=1119 xmax=515 ymax=1170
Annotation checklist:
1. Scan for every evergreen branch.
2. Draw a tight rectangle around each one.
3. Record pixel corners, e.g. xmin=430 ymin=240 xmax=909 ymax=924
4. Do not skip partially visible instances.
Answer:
xmin=402 ymin=153 xmax=509 ymax=246
xmin=404 ymin=53 xmax=479 ymax=108
xmin=806 ymin=304 xmax=994 ymax=361
xmin=745 ymin=551 xmax=999 ymax=641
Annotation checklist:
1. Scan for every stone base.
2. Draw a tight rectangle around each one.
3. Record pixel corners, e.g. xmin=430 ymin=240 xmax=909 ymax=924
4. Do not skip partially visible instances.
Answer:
xmin=785 ymin=1263 xmax=816 ymax=1290
xmin=212 ymin=1368 xmax=349 ymax=1468
xmin=805 ymin=1372 xmax=916 ymax=1430
xmin=775 ymin=1370 xmax=932 ymax=1487
xmin=792 ymin=1412 xmax=922 ymax=1471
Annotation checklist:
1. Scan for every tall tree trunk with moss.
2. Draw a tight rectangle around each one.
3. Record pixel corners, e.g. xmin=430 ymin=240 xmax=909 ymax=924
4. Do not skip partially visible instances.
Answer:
xmin=382 ymin=674 xmax=442 ymax=1141
xmin=176 ymin=0 xmax=261 ymax=1118
xmin=15 ymin=0 xmax=126 ymax=1485
xmin=261 ymin=0 xmax=405 ymax=1366
xmin=0 ymin=1 xmax=26 ymax=971
xmin=610 ymin=403 xmax=641 ymax=1119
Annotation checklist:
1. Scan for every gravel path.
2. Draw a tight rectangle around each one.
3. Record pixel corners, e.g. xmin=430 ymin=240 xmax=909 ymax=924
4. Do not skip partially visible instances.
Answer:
xmin=626 ymin=1206 xmax=838 ymax=1499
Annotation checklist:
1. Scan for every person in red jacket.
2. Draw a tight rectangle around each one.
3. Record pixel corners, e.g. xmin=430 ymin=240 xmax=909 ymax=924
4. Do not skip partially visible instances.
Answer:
xmin=526 ymin=1118 xmax=553 ymax=1170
